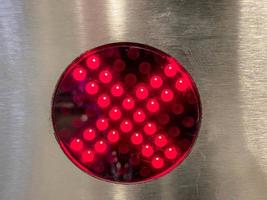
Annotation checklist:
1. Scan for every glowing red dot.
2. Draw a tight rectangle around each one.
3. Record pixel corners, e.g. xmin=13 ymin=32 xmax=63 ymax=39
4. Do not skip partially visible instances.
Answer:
xmin=111 ymin=83 xmax=124 ymax=97
xmin=175 ymin=77 xmax=189 ymax=91
xmin=122 ymin=96 xmax=135 ymax=110
xmin=109 ymin=106 xmax=122 ymax=121
xmin=146 ymin=98 xmax=160 ymax=113
xmin=154 ymin=134 xmax=167 ymax=147
xmin=144 ymin=122 xmax=157 ymax=135
xmin=70 ymin=138 xmax=83 ymax=151
xmin=83 ymin=128 xmax=96 ymax=141
xmin=120 ymin=119 xmax=133 ymax=133
xmin=107 ymin=130 xmax=120 ymax=143
xmin=164 ymin=147 xmax=178 ymax=160
xmin=94 ymin=140 xmax=107 ymax=153
xmin=85 ymin=81 xmax=99 ymax=95
xmin=133 ymin=109 xmax=146 ymax=123
xmin=72 ymin=67 xmax=87 ymax=81
xmin=164 ymin=64 xmax=178 ymax=77
xmin=151 ymin=156 xmax=164 ymax=169
xmin=96 ymin=118 xmax=108 ymax=131
xmin=161 ymin=89 xmax=174 ymax=102
xmin=81 ymin=149 xmax=95 ymax=163
xmin=86 ymin=55 xmax=100 ymax=70
xmin=97 ymin=94 xmax=110 ymax=108
xmin=131 ymin=132 xmax=143 ymax=145
xmin=141 ymin=144 xmax=154 ymax=157
xmin=150 ymin=75 xmax=163 ymax=89
xmin=135 ymin=85 xmax=149 ymax=100
xmin=99 ymin=70 xmax=112 ymax=84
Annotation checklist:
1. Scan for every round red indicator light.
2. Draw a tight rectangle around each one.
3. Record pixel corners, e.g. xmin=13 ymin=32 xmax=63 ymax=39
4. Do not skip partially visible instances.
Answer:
xmin=52 ymin=42 xmax=201 ymax=183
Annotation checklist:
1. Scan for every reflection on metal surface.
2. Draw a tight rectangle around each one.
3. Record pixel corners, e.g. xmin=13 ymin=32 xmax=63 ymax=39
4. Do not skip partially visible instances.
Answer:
xmin=107 ymin=0 xmax=126 ymax=39
xmin=0 ymin=0 xmax=267 ymax=199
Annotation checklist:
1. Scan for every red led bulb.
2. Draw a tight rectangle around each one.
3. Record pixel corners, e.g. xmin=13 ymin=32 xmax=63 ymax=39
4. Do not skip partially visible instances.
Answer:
xmin=52 ymin=42 xmax=201 ymax=183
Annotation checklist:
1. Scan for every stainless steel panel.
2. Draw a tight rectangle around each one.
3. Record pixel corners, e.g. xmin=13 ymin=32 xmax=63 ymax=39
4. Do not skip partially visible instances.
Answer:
xmin=0 ymin=0 xmax=266 ymax=199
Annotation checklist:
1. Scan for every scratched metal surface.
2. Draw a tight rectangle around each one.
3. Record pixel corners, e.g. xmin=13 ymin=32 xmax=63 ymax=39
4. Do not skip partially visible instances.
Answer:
xmin=0 ymin=0 xmax=267 ymax=199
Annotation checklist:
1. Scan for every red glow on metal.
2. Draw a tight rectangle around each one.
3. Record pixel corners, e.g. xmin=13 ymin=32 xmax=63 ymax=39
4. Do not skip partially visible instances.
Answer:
xmin=52 ymin=42 xmax=201 ymax=183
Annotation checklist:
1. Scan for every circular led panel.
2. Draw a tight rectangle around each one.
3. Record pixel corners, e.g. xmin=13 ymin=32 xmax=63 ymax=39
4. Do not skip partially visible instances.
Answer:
xmin=52 ymin=42 xmax=201 ymax=183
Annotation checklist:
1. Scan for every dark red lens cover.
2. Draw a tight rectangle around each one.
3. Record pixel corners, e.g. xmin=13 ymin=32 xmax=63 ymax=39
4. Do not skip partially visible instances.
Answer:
xmin=52 ymin=42 xmax=201 ymax=183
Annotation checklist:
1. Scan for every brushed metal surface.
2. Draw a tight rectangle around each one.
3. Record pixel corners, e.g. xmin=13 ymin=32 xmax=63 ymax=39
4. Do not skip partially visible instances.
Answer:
xmin=0 ymin=0 xmax=267 ymax=199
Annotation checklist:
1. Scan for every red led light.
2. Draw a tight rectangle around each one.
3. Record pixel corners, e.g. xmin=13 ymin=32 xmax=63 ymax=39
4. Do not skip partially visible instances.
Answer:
xmin=86 ymin=55 xmax=100 ymax=70
xmin=150 ymin=75 xmax=163 ymax=88
xmin=96 ymin=118 xmax=108 ymax=131
xmin=97 ymin=94 xmax=110 ymax=108
xmin=85 ymin=81 xmax=99 ymax=95
xmin=83 ymin=128 xmax=96 ymax=141
xmin=151 ymin=156 xmax=164 ymax=169
xmin=144 ymin=122 xmax=157 ymax=135
xmin=81 ymin=150 xmax=95 ymax=163
xmin=99 ymin=69 xmax=112 ymax=84
xmin=161 ymin=89 xmax=174 ymax=102
xmin=70 ymin=138 xmax=83 ymax=152
xmin=122 ymin=96 xmax=135 ymax=110
xmin=164 ymin=147 xmax=179 ymax=160
xmin=94 ymin=140 xmax=108 ymax=154
xmin=141 ymin=144 xmax=154 ymax=157
xmin=52 ymin=42 xmax=201 ymax=183
xmin=133 ymin=109 xmax=146 ymax=123
xmin=146 ymin=98 xmax=160 ymax=113
xmin=131 ymin=132 xmax=143 ymax=145
xmin=111 ymin=83 xmax=124 ymax=97
xmin=164 ymin=64 xmax=178 ymax=77
xmin=72 ymin=67 xmax=87 ymax=81
xmin=120 ymin=119 xmax=133 ymax=133
xmin=135 ymin=84 xmax=149 ymax=100
xmin=175 ymin=77 xmax=189 ymax=92
xmin=107 ymin=130 xmax=120 ymax=143
xmin=109 ymin=106 xmax=122 ymax=121
xmin=154 ymin=134 xmax=167 ymax=147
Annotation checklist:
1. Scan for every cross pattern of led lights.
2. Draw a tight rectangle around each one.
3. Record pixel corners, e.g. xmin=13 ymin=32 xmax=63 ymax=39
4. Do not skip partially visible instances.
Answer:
xmin=52 ymin=43 xmax=201 ymax=183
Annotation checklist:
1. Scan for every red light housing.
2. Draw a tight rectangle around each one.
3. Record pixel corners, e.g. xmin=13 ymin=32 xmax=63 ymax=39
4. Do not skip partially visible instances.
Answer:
xmin=52 ymin=42 xmax=201 ymax=183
